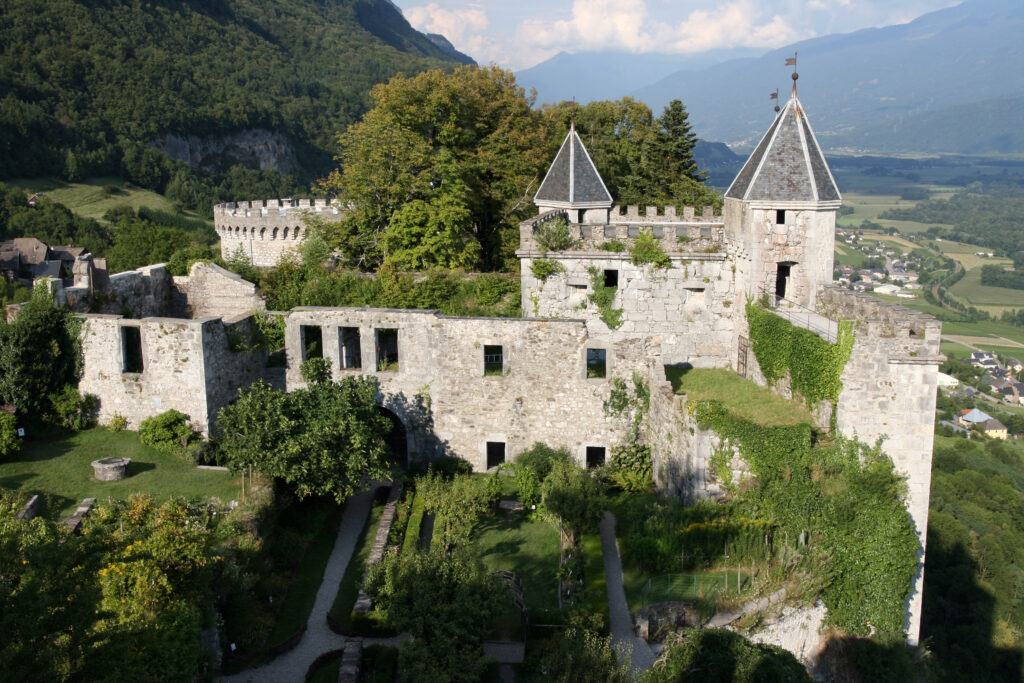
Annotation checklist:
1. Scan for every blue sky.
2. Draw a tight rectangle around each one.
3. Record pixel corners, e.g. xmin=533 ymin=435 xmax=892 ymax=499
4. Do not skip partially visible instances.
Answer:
xmin=394 ymin=0 xmax=962 ymax=70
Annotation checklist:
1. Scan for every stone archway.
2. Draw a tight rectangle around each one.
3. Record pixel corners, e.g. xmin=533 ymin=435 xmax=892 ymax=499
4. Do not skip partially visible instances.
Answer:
xmin=377 ymin=406 xmax=408 ymax=469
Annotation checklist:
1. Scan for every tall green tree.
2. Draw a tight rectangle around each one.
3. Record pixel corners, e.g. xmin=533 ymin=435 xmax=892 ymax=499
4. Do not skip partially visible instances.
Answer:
xmin=318 ymin=65 xmax=552 ymax=271
xmin=215 ymin=377 xmax=392 ymax=502
xmin=542 ymin=459 xmax=605 ymax=546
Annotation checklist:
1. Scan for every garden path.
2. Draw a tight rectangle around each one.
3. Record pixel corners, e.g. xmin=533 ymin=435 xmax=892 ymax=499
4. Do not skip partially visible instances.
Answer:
xmin=220 ymin=488 xmax=376 ymax=683
xmin=600 ymin=511 xmax=657 ymax=675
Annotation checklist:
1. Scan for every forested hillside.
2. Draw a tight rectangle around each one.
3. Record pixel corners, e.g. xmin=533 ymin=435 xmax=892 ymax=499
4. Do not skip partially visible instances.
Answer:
xmin=0 ymin=0 xmax=467 ymax=212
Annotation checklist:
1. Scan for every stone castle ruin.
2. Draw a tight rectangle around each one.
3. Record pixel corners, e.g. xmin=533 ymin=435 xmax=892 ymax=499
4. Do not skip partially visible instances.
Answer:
xmin=77 ymin=93 xmax=938 ymax=643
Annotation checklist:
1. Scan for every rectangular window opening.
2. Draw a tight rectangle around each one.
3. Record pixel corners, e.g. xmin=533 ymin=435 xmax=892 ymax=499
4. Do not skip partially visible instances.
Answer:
xmin=121 ymin=326 xmax=143 ymax=373
xmin=776 ymin=209 xmax=787 ymax=225
xmin=603 ymin=269 xmax=619 ymax=288
xmin=486 ymin=441 xmax=506 ymax=469
xmin=301 ymin=325 xmax=323 ymax=360
xmin=376 ymin=328 xmax=399 ymax=372
xmin=587 ymin=348 xmax=607 ymax=379
xmin=586 ymin=446 xmax=606 ymax=469
xmin=685 ymin=287 xmax=706 ymax=306
xmin=484 ymin=345 xmax=504 ymax=376
xmin=339 ymin=327 xmax=361 ymax=369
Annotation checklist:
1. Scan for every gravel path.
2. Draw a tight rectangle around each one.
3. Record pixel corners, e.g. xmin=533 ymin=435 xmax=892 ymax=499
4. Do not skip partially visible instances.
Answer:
xmin=220 ymin=488 xmax=376 ymax=683
xmin=600 ymin=511 xmax=657 ymax=676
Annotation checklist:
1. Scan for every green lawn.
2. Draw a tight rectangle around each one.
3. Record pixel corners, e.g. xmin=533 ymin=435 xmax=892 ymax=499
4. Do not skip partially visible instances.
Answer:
xmin=475 ymin=511 xmax=562 ymax=623
xmin=581 ymin=533 xmax=609 ymax=630
xmin=664 ymin=367 xmax=814 ymax=427
xmin=328 ymin=499 xmax=385 ymax=633
xmin=265 ymin=500 xmax=343 ymax=648
xmin=622 ymin=569 xmax=753 ymax=613
xmin=940 ymin=340 xmax=973 ymax=359
xmin=7 ymin=176 xmax=211 ymax=226
xmin=0 ymin=428 xmax=239 ymax=517
xmin=942 ymin=320 xmax=1024 ymax=346
xmin=306 ymin=656 xmax=341 ymax=683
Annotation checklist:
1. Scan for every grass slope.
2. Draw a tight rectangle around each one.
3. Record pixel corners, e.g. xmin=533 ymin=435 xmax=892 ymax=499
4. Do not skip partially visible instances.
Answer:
xmin=665 ymin=367 xmax=814 ymax=427
xmin=475 ymin=511 xmax=561 ymax=623
xmin=0 ymin=428 xmax=238 ymax=517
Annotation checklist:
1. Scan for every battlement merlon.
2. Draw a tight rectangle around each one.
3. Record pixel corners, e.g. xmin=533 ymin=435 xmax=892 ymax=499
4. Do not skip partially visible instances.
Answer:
xmin=518 ymin=206 xmax=727 ymax=255
xmin=816 ymin=285 xmax=943 ymax=360
xmin=213 ymin=197 xmax=341 ymax=217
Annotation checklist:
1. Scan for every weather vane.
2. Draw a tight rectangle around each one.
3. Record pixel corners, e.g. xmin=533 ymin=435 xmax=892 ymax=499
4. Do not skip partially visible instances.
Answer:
xmin=769 ymin=88 xmax=780 ymax=115
xmin=786 ymin=53 xmax=798 ymax=97
xmin=570 ymin=96 xmax=576 ymax=130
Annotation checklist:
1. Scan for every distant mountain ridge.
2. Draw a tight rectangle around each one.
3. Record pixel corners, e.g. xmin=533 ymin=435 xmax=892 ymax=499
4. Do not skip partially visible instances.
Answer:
xmin=518 ymin=0 xmax=1024 ymax=154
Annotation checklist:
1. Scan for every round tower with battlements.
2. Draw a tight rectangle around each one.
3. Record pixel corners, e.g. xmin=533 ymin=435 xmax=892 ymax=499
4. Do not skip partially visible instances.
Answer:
xmin=213 ymin=198 xmax=342 ymax=267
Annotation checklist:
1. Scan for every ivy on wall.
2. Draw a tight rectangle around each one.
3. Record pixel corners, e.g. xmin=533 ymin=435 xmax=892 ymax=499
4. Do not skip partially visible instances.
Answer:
xmin=745 ymin=300 xmax=854 ymax=409
xmin=691 ymin=400 xmax=919 ymax=636
xmin=588 ymin=267 xmax=623 ymax=329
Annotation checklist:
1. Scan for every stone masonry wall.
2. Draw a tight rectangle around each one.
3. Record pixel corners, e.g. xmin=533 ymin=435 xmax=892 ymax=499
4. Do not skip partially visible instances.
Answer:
xmin=520 ymin=253 xmax=738 ymax=367
xmin=214 ymin=198 xmax=341 ymax=267
xmin=101 ymin=264 xmax=173 ymax=318
xmin=173 ymin=262 xmax=265 ymax=319
xmin=284 ymin=308 xmax=653 ymax=470
xmin=78 ymin=313 xmax=265 ymax=436
xmin=818 ymin=285 xmax=941 ymax=646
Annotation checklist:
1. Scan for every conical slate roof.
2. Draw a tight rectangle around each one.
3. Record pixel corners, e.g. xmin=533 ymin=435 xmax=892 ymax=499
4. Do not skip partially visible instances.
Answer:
xmin=534 ymin=126 xmax=613 ymax=208
xmin=725 ymin=97 xmax=840 ymax=203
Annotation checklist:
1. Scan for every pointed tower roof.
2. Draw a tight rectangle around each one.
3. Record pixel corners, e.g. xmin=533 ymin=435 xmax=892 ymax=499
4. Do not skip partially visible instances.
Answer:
xmin=534 ymin=125 xmax=613 ymax=209
xmin=725 ymin=96 xmax=840 ymax=204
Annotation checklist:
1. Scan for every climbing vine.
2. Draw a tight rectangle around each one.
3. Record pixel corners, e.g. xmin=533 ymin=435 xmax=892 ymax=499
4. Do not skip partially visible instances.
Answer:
xmin=745 ymin=300 xmax=854 ymax=409
xmin=588 ymin=267 xmax=623 ymax=329
xmin=691 ymin=400 xmax=919 ymax=636
xmin=531 ymin=258 xmax=563 ymax=282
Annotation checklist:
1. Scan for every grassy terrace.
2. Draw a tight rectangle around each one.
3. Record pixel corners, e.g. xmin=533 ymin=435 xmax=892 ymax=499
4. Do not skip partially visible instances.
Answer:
xmin=665 ymin=367 xmax=814 ymax=427
xmin=0 ymin=428 xmax=238 ymax=517
xmin=328 ymin=497 xmax=387 ymax=635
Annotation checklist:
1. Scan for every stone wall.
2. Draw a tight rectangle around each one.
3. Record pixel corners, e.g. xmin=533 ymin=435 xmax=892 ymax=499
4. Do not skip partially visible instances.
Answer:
xmin=284 ymin=308 xmax=654 ymax=470
xmin=78 ymin=313 xmax=266 ymax=435
xmin=520 ymin=252 xmax=738 ymax=367
xmin=817 ymin=285 xmax=941 ymax=645
xmin=214 ymin=198 xmax=341 ymax=267
xmin=173 ymin=262 xmax=264 ymax=319
xmin=102 ymin=264 xmax=173 ymax=318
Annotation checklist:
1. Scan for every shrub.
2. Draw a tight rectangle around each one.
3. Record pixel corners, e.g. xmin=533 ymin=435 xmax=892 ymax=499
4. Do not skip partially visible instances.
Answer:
xmin=598 ymin=240 xmax=626 ymax=252
xmin=108 ymin=414 xmax=129 ymax=431
xmin=629 ymin=228 xmax=671 ymax=268
xmin=535 ymin=217 xmax=576 ymax=253
xmin=139 ymin=409 xmax=199 ymax=453
xmin=49 ymin=386 xmax=99 ymax=431
xmin=300 ymin=357 xmax=332 ymax=385
xmin=531 ymin=258 xmax=563 ymax=282
xmin=0 ymin=411 xmax=20 ymax=460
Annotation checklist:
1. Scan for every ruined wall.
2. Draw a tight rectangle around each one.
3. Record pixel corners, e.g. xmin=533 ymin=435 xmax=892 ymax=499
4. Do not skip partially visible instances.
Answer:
xmin=78 ymin=313 xmax=265 ymax=435
xmin=517 ymin=208 xmax=741 ymax=368
xmin=818 ymin=285 xmax=941 ymax=645
xmin=284 ymin=308 xmax=654 ymax=470
xmin=214 ymin=198 xmax=341 ymax=267
xmin=173 ymin=262 xmax=264 ymax=319
xmin=101 ymin=264 xmax=173 ymax=318
xmin=648 ymin=376 xmax=745 ymax=501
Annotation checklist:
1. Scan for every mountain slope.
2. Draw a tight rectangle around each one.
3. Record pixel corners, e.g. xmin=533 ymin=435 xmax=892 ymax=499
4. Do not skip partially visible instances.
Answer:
xmin=516 ymin=48 xmax=766 ymax=106
xmin=0 ymin=0 xmax=468 ymax=182
xmin=631 ymin=0 xmax=1024 ymax=151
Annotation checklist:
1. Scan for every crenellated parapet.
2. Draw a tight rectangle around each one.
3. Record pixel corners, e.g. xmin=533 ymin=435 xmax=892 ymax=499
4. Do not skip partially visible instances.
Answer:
xmin=214 ymin=198 xmax=343 ymax=267
xmin=517 ymin=205 xmax=727 ymax=256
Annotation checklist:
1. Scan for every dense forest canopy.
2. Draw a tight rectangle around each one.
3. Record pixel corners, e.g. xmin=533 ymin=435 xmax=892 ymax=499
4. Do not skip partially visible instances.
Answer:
xmin=0 ymin=0 xmax=466 ymax=211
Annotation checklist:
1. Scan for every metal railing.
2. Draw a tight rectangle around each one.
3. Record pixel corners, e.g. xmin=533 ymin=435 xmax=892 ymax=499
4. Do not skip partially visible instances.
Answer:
xmin=758 ymin=288 xmax=842 ymax=343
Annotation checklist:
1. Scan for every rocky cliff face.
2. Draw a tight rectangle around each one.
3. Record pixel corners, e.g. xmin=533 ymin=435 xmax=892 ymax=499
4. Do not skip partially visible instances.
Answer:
xmin=150 ymin=129 xmax=299 ymax=173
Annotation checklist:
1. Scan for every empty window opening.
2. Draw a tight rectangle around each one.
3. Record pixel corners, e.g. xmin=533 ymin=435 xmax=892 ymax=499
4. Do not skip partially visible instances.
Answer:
xmin=776 ymin=209 xmax=787 ymax=225
xmin=301 ymin=325 xmax=323 ymax=360
xmin=339 ymin=327 xmax=361 ymax=369
xmin=376 ymin=329 xmax=399 ymax=372
xmin=487 ymin=441 xmax=506 ymax=469
xmin=775 ymin=262 xmax=794 ymax=300
xmin=121 ymin=326 xmax=143 ymax=373
xmin=685 ymin=287 xmax=706 ymax=306
xmin=587 ymin=348 xmax=607 ymax=379
xmin=604 ymin=269 xmax=619 ymax=288
xmin=484 ymin=345 xmax=504 ymax=376
xmin=586 ymin=446 xmax=606 ymax=469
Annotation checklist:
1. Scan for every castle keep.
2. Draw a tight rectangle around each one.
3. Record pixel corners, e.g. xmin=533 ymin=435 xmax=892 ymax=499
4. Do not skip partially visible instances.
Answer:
xmin=84 ymin=93 xmax=939 ymax=643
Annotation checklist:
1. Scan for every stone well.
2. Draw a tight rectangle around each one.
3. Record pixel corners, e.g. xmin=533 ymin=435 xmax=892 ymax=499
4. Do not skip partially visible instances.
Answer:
xmin=91 ymin=457 xmax=131 ymax=481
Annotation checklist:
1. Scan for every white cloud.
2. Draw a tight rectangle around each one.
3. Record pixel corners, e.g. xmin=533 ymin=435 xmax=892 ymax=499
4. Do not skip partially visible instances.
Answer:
xmin=514 ymin=0 xmax=809 ymax=64
xmin=404 ymin=3 xmax=506 ymax=63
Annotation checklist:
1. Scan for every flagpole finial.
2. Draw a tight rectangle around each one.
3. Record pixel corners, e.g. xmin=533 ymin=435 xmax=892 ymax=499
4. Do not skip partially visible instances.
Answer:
xmin=792 ymin=71 xmax=799 ymax=98
xmin=570 ymin=97 xmax=577 ymax=131
xmin=785 ymin=53 xmax=798 ymax=98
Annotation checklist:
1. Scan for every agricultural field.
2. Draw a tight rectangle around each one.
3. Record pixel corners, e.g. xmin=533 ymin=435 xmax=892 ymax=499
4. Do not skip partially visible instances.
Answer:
xmin=947 ymin=258 xmax=1022 ymax=316
xmin=7 ymin=176 xmax=211 ymax=226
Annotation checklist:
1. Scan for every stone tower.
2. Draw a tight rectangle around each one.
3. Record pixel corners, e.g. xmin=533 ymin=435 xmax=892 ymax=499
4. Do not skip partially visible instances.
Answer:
xmin=534 ymin=123 xmax=613 ymax=224
xmin=724 ymin=93 xmax=841 ymax=308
